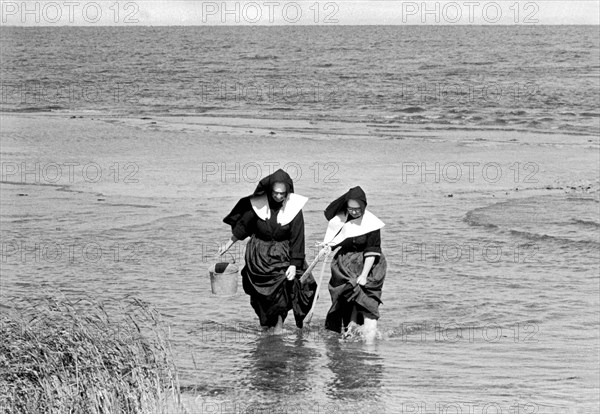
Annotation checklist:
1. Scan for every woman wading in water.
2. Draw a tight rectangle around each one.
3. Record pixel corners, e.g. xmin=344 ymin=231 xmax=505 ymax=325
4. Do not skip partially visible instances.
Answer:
xmin=320 ymin=186 xmax=387 ymax=342
xmin=219 ymin=169 xmax=317 ymax=334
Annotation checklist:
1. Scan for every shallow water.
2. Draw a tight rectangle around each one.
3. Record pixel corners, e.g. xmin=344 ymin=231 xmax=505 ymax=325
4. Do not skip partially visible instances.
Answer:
xmin=1 ymin=113 xmax=598 ymax=413
xmin=2 ymin=23 xmax=599 ymax=413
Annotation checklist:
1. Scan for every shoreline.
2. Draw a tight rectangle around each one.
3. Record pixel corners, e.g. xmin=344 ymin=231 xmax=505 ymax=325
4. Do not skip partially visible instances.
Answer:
xmin=2 ymin=112 xmax=598 ymax=200
xmin=2 ymin=111 xmax=598 ymax=148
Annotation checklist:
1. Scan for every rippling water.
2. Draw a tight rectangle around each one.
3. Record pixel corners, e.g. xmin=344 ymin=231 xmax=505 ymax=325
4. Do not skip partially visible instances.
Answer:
xmin=1 ymin=26 xmax=599 ymax=135
xmin=1 ymin=112 xmax=598 ymax=412
xmin=1 ymin=25 xmax=599 ymax=413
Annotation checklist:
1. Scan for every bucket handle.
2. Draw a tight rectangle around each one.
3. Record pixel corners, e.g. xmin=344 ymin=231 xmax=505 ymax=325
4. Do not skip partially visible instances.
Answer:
xmin=217 ymin=251 xmax=236 ymax=264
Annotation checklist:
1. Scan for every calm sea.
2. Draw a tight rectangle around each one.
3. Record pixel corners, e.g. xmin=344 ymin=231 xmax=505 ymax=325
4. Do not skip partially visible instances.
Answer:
xmin=1 ymin=26 xmax=599 ymax=135
xmin=1 ymin=26 xmax=599 ymax=413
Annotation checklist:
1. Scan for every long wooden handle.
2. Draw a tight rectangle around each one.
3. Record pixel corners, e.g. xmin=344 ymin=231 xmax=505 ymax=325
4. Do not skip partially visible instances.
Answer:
xmin=299 ymin=247 xmax=330 ymax=283
xmin=303 ymin=246 xmax=341 ymax=325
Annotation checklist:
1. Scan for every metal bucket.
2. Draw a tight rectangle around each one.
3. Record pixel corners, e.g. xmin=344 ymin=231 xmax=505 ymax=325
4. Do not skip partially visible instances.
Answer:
xmin=209 ymin=262 xmax=239 ymax=296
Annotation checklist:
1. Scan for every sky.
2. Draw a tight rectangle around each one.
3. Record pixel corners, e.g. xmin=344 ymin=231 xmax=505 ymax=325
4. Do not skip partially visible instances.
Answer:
xmin=2 ymin=1 xmax=599 ymax=26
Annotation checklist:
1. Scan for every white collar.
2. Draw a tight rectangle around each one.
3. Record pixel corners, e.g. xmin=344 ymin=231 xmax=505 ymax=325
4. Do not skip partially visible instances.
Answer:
xmin=250 ymin=193 xmax=308 ymax=225
xmin=323 ymin=210 xmax=385 ymax=245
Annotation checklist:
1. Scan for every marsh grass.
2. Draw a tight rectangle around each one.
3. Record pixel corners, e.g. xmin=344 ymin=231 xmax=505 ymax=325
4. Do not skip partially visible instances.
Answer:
xmin=0 ymin=294 xmax=182 ymax=414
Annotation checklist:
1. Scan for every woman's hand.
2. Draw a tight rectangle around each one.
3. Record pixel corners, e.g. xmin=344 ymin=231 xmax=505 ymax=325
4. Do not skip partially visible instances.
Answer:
xmin=316 ymin=242 xmax=333 ymax=258
xmin=357 ymin=255 xmax=376 ymax=286
xmin=317 ymin=243 xmax=332 ymax=257
xmin=285 ymin=265 xmax=297 ymax=281
xmin=356 ymin=273 xmax=368 ymax=286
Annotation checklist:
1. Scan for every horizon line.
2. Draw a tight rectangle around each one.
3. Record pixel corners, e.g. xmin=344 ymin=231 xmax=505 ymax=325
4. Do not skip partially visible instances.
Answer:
xmin=3 ymin=23 xmax=600 ymax=27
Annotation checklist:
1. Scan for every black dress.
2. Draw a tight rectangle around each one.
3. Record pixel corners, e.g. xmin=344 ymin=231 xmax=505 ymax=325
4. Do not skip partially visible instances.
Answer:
xmin=231 ymin=199 xmax=317 ymax=328
xmin=325 ymin=227 xmax=387 ymax=333
xmin=322 ymin=186 xmax=387 ymax=333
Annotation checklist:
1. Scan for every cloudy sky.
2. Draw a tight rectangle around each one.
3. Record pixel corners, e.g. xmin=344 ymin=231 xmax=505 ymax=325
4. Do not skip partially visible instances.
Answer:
xmin=2 ymin=1 xmax=599 ymax=26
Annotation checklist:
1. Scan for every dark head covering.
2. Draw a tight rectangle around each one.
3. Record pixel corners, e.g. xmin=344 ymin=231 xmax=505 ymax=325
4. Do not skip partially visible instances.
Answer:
xmin=223 ymin=169 xmax=295 ymax=227
xmin=324 ymin=186 xmax=367 ymax=221
xmin=254 ymin=168 xmax=294 ymax=197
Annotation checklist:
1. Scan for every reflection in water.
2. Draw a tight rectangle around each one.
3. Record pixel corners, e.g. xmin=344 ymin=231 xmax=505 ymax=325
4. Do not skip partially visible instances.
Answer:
xmin=324 ymin=336 xmax=384 ymax=403
xmin=240 ymin=331 xmax=320 ymax=411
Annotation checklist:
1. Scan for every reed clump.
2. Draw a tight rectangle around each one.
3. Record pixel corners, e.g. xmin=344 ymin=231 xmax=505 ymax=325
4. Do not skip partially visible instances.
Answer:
xmin=0 ymin=295 xmax=181 ymax=414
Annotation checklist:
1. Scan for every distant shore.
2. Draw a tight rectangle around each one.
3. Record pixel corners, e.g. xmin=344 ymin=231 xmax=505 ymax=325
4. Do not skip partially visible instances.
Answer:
xmin=3 ymin=110 xmax=598 ymax=143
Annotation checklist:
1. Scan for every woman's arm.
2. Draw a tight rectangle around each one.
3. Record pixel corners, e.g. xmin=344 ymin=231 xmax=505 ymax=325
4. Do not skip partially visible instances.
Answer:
xmin=286 ymin=210 xmax=306 ymax=280
xmin=356 ymin=256 xmax=375 ymax=286
xmin=357 ymin=229 xmax=381 ymax=285
xmin=219 ymin=208 xmax=255 ymax=256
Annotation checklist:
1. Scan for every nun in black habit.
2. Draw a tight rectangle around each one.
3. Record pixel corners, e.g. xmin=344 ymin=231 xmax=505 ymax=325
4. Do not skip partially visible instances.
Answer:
xmin=219 ymin=169 xmax=317 ymax=333
xmin=320 ymin=186 xmax=387 ymax=340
